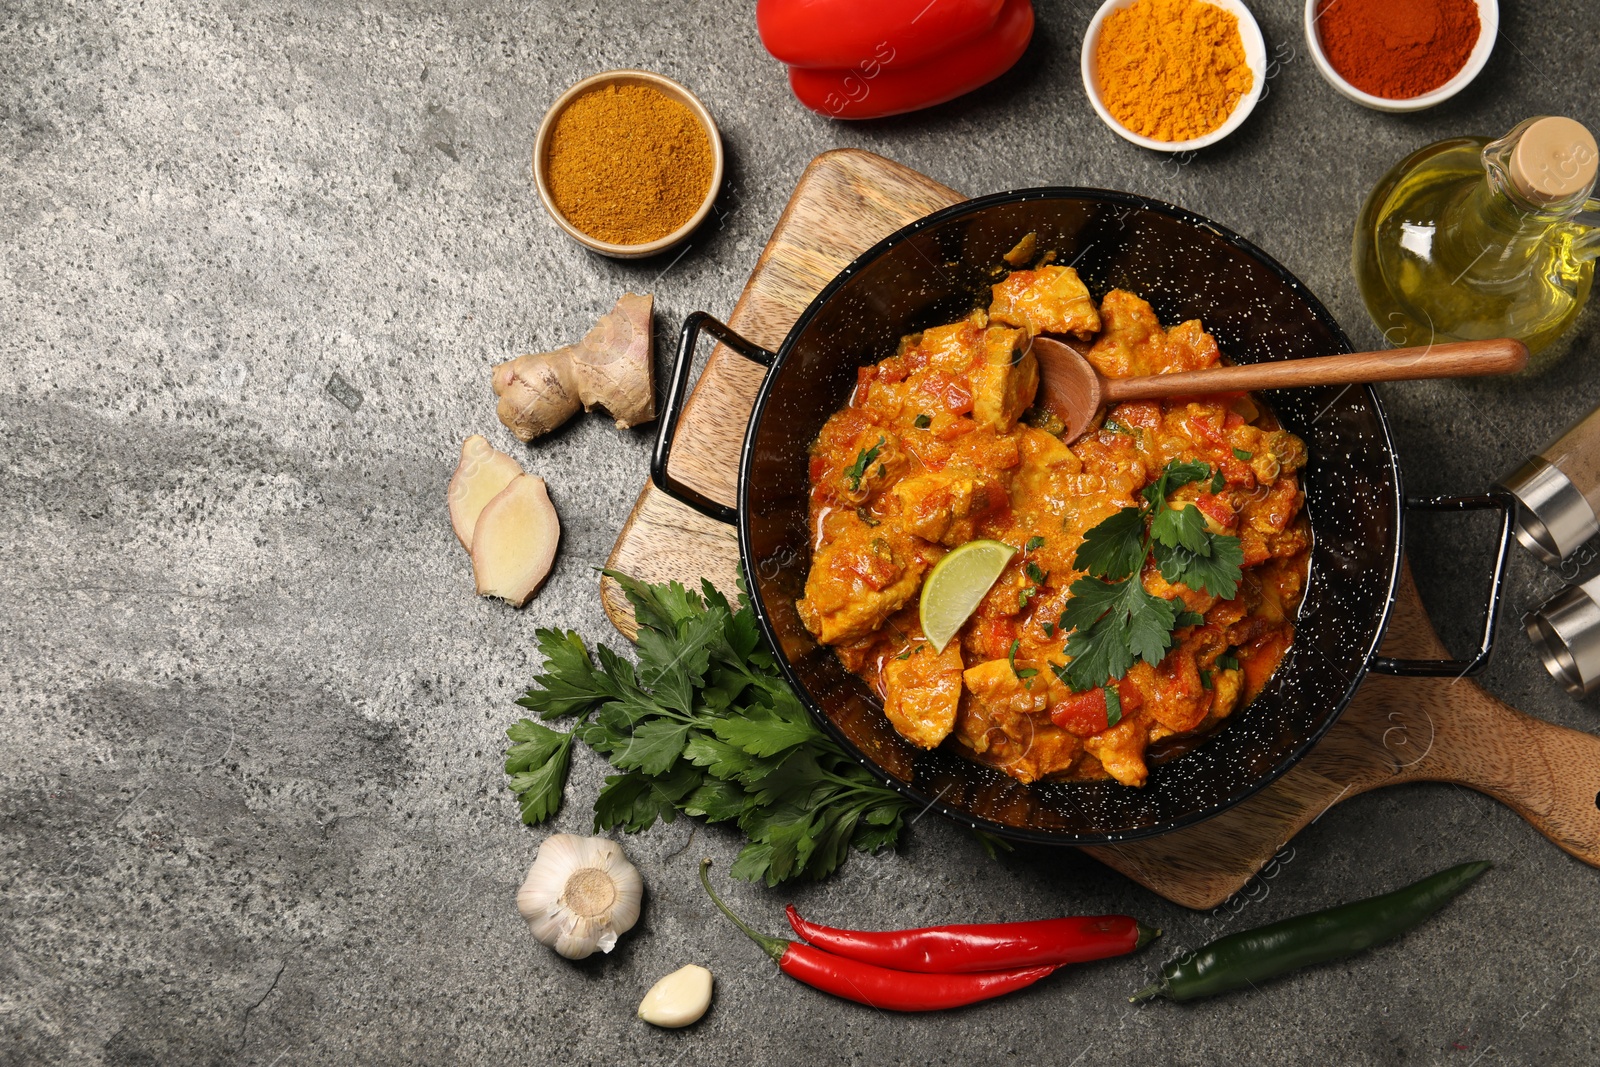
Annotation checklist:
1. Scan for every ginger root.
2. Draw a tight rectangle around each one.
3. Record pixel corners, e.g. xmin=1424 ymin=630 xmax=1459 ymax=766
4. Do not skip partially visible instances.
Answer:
xmin=471 ymin=474 xmax=561 ymax=607
xmin=447 ymin=435 xmax=524 ymax=550
xmin=492 ymin=292 xmax=655 ymax=442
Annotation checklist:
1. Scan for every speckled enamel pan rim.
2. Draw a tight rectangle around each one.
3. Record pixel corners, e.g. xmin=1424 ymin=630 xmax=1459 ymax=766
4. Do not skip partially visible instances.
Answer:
xmin=736 ymin=187 xmax=1406 ymax=848
xmin=532 ymin=68 xmax=724 ymax=259
xmin=1303 ymin=0 xmax=1498 ymax=113
xmin=1080 ymin=0 xmax=1268 ymax=153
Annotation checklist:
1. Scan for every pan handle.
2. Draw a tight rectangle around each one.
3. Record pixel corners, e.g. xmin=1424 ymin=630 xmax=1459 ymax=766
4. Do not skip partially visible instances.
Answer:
xmin=1369 ymin=491 xmax=1517 ymax=678
xmin=650 ymin=312 xmax=777 ymax=526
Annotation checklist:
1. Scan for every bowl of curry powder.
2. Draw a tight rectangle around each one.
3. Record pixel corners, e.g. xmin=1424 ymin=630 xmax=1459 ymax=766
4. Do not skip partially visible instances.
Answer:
xmin=534 ymin=70 xmax=723 ymax=258
xmin=1081 ymin=0 xmax=1267 ymax=152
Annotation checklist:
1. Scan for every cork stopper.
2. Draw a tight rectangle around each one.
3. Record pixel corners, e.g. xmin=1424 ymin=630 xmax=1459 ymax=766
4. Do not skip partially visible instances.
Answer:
xmin=1510 ymin=116 xmax=1598 ymax=204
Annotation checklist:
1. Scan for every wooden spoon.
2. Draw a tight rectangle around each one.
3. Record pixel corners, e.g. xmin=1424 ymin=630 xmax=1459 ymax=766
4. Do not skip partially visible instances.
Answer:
xmin=1031 ymin=336 xmax=1529 ymax=442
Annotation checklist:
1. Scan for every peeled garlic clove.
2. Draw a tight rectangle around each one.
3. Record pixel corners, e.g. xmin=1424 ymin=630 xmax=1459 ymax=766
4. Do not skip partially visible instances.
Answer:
xmin=638 ymin=964 xmax=714 ymax=1028
xmin=517 ymin=834 xmax=644 ymax=960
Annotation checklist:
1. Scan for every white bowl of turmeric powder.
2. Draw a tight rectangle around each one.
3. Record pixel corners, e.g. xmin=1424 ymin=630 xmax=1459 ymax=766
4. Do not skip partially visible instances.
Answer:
xmin=1081 ymin=0 xmax=1268 ymax=153
xmin=533 ymin=69 xmax=724 ymax=259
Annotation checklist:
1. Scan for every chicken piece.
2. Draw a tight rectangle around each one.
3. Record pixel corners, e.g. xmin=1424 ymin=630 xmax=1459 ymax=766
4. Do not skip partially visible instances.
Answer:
xmin=1081 ymin=715 xmax=1150 ymax=787
xmin=1011 ymin=426 xmax=1085 ymax=513
xmin=963 ymin=657 xmax=1055 ymax=718
xmin=892 ymin=469 xmax=980 ymax=546
xmin=831 ymin=429 xmax=906 ymax=506
xmin=1161 ymin=318 xmax=1223 ymax=374
xmin=1084 ymin=290 xmax=1166 ymax=379
xmin=1141 ymin=643 xmax=1211 ymax=735
xmin=957 ymin=660 xmax=1082 ymax=783
xmin=914 ymin=312 xmax=988 ymax=376
xmin=1086 ymin=290 xmax=1225 ymax=381
xmin=995 ymin=726 xmax=1082 ymax=784
xmin=970 ymin=326 xmax=1038 ymax=433
xmin=882 ymin=641 xmax=965 ymax=748
xmin=989 ymin=266 xmax=1101 ymax=338
xmin=1209 ymin=667 xmax=1244 ymax=721
xmin=797 ymin=518 xmax=929 ymax=646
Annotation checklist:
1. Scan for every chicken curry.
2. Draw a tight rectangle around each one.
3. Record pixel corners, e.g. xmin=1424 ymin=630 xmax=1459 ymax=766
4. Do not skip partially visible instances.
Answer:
xmin=796 ymin=265 xmax=1311 ymax=787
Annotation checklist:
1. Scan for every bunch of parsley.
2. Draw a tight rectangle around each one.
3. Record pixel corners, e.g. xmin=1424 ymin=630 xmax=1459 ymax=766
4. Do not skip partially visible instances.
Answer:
xmin=503 ymin=571 xmax=913 ymax=886
xmin=1055 ymin=459 xmax=1244 ymax=695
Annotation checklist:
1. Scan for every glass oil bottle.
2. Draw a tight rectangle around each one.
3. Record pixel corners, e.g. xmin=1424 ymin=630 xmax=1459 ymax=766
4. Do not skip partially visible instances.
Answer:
xmin=1354 ymin=116 xmax=1600 ymax=365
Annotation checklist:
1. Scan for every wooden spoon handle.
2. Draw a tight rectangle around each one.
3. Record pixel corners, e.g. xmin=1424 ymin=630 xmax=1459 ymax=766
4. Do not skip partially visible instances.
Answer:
xmin=1101 ymin=338 xmax=1529 ymax=402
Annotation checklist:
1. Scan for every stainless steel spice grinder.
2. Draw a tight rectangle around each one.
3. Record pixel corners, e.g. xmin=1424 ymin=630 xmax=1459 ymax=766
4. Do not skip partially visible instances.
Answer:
xmin=1525 ymin=575 xmax=1600 ymax=695
xmin=1497 ymin=404 xmax=1600 ymax=565
xmin=1501 ymin=403 xmax=1600 ymax=693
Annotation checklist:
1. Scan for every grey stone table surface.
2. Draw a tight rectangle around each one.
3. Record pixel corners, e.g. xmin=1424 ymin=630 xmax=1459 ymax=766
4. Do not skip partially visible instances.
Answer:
xmin=4 ymin=1 xmax=1599 ymax=1064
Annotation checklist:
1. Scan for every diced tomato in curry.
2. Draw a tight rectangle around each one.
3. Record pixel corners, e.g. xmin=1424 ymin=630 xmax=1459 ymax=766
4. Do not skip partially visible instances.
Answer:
xmin=795 ymin=265 xmax=1312 ymax=788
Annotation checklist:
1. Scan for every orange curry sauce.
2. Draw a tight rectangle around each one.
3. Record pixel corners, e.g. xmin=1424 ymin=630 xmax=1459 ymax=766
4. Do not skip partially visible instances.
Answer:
xmin=796 ymin=266 xmax=1311 ymax=787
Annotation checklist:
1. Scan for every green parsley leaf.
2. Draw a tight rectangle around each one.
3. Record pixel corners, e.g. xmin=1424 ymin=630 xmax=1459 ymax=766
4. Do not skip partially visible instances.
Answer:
xmin=1154 ymin=532 xmax=1244 ymax=599
xmin=610 ymin=719 xmax=692 ymax=776
xmin=913 ymin=413 xmax=931 ymax=428
xmin=845 ymin=436 xmax=886 ymax=492
xmin=1008 ymin=638 xmax=1038 ymax=680
xmin=1025 ymin=535 xmax=1046 ymax=552
xmin=504 ymin=719 xmax=575 ymax=824
xmin=1025 ymin=561 xmax=1049 ymax=585
xmin=1058 ymin=575 xmax=1179 ymax=690
xmin=1174 ymin=610 xmax=1206 ymax=629
xmin=1210 ymin=470 xmax=1227 ymax=494
xmin=593 ymin=766 xmax=698 ymax=833
xmin=1104 ymin=683 xmax=1122 ymax=727
xmin=1073 ymin=506 xmax=1146 ymax=581
xmin=506 ymin=570 xmax=915 ymax=886
xmin=1232 ymin=447 xmax=1253 ymax=461
xmin=1142 ymin=458 xmax=1211 ymax=510
xmin=1042 ymin=621 xmax=1055 ymax=637
xmin=1150 ymin=504 xmax=1211 ymax=554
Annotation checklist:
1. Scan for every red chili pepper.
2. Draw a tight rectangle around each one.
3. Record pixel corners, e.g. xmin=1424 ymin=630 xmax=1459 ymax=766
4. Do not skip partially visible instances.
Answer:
xmin=700 ymin=860 xmax=1056 ymax=1010
xmin=786 ymin=0 xmax=1034 ymax=120
xmin=757 ymin=0 xmax=1006 ymax=70
xmin=786 ymin=907 xmax=1160 ymax=973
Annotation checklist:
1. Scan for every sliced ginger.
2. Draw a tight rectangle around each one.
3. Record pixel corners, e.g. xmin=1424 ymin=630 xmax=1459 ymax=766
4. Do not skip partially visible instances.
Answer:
xmin=471 ymin=474 xmax=561 ymax=607
xmin=446 ymin=435 xmax=561 ymax=606
xmin=492 ymin=292 xmax=655 ymax=442
xmin=447 ymin=435 xmax=524 ymax=550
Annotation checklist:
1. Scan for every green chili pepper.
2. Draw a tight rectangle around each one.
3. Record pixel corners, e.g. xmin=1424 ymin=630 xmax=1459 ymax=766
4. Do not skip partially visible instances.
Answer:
xmin=1130 ymin=860 xmax=1491 ymax=1004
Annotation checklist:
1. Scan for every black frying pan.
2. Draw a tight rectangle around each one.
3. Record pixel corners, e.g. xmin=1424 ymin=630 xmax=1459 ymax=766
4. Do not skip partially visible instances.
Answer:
xmin=652 ymin=189 xmax=1514 ymax=845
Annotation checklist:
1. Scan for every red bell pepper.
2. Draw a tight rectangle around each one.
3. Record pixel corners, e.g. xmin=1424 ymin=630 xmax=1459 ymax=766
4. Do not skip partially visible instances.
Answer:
xmin=757 ymin=0 xmax=1006 ymax=70
xmin=1050 ymin=677 xmax=1144 ymax=736
xmin=782 ymin=0 xmax=1034 ymax=120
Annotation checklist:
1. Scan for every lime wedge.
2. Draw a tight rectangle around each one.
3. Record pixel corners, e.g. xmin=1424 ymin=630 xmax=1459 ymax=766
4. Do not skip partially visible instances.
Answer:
xmin=920 ymin=539 xmax=1017 ymax=652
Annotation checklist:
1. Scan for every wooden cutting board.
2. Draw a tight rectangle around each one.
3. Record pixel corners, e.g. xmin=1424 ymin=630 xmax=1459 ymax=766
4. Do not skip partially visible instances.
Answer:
xmin=604 ymin=149 xmax=1600 ymax=909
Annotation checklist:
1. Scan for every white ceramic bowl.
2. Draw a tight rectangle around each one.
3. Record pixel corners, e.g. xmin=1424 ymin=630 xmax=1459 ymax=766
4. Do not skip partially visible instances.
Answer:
xmin=1081 ymin=0 xmax=1267 ymax=153
xmin=1303 ymin=0 xmax=1497 ymax=112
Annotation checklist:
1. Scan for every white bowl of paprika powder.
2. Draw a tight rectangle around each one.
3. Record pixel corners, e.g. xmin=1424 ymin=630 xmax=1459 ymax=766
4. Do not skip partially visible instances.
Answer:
xmin=1303 ymin=0 xmax=1498 ymax=113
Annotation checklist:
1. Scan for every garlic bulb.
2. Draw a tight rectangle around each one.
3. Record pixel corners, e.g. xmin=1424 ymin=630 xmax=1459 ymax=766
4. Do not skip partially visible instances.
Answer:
xmin=516 ymin=834 xmax=644 ymax=959
xmin=638 ymin=964 xmax=713 ymax=1028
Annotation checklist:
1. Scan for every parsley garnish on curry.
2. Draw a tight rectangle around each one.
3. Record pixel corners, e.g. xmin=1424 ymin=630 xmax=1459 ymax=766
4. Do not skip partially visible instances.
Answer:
xmin=796 ymin=263 xmax=1311 ymax=787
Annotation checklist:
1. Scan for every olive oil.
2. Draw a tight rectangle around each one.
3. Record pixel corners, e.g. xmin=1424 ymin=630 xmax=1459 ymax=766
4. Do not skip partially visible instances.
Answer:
xmin=1354 ymin=117 xmax=1600 ymax=363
